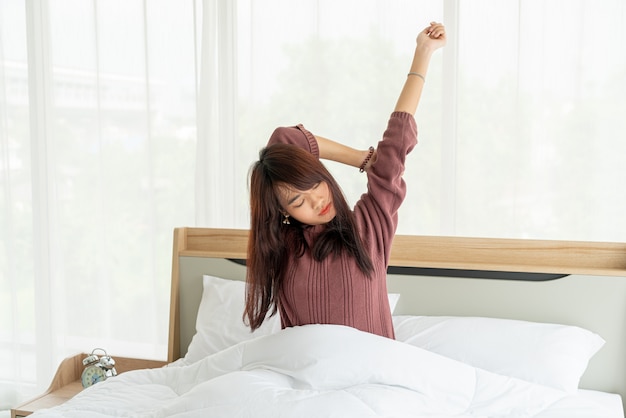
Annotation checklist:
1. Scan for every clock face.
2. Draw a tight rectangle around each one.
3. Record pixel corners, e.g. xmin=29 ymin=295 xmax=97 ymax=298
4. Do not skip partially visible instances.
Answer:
xmin=81 ymin=365 xmax=107 ymax=388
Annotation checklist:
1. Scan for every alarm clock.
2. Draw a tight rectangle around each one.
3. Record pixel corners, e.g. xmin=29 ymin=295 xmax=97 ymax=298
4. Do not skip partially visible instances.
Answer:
xmin=81 ymin=348 xmax=118 ymax=388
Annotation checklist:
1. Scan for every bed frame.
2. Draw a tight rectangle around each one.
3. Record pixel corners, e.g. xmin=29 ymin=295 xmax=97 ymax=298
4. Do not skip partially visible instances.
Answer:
xmin=168 ymin=227 xmax=626 ymax=407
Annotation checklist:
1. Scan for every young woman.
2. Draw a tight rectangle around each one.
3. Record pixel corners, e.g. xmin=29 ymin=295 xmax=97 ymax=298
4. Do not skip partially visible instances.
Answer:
xmin=245 ymin=22 xmax=446 ymax=339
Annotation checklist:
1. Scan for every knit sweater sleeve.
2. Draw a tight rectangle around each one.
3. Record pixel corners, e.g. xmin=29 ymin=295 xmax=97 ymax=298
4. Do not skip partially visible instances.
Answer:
xmin=355 ymin=111 xmax=418 ymax=263
xmin=267 ymin=124 xmax=319 ymax=157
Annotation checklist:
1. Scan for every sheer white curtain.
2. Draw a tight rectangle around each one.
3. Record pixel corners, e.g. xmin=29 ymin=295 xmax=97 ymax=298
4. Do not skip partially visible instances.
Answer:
xmin=1 ymin=0 xmax=625 ymax=411
xmin=230 ymin=0 xmax=626 ymax=242
xmin=450 ymin=0 xmax=626 ymax=241
xmin=195 ymin=0 xmax=240 ymax=227
xmin=1 ymin=0 xmax=199 ymax=407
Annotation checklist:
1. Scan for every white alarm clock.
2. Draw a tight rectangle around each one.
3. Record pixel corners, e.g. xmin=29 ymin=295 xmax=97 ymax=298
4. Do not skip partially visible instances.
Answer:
xmin=81 ymin=348 xmax=117 ymax=388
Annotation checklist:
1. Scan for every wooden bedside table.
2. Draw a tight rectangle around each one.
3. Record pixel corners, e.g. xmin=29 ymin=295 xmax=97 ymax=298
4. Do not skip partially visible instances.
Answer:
xmin=11 ymin=353 xmax=167 ymax=417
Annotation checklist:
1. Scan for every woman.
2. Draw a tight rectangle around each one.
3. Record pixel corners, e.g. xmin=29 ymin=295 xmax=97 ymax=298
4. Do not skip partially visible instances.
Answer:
xmin=245 ymin=22 xmax=446 ymax=339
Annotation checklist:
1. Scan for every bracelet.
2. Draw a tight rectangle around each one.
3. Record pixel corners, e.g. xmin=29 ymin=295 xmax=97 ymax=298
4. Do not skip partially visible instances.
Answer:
xmin=359 ymin=146 xmax=375 ymax=173
xmin=407 ymin=72 xmax=426 ymax=82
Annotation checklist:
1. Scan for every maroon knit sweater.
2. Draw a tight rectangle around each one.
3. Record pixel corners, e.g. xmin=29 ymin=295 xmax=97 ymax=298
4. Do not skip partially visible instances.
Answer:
xmin=267 ymin=111 xmax=417 ymax=339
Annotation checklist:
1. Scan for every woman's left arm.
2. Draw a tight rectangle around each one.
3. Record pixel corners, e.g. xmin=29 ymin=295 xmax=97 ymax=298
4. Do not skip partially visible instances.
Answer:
xmin=315 ymin=22 xmax=445 ymax=170
xmin=394 ymin=22 xmax=446 ymax=115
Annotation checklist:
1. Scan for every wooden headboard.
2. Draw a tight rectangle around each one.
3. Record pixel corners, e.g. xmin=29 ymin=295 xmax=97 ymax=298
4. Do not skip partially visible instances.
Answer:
xmin=168 ymin=227 xmax=626 ymax=401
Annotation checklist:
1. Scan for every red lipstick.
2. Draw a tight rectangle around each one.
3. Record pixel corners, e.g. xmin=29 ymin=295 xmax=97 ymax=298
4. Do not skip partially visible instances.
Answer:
xmin=319 ymin=202 xmax=332 ymax=216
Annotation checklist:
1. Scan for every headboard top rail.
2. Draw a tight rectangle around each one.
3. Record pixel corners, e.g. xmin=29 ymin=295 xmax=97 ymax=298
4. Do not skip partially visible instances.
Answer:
xmin=176 ymin=227 xmax=626 ymax=276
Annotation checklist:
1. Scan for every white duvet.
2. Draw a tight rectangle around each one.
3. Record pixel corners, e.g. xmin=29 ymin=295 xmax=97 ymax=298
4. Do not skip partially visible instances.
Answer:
xmin=32 ymin=325 xmax=588 ymax=417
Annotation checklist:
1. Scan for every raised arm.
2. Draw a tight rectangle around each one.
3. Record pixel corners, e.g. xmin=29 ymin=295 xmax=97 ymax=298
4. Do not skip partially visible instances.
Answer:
xmin=395 ymin=22 xmax=446 ymax=115
xmin=315 ymin=22 xmax=445 ymax=169
xmin=271 ymin=23 xmax=445 ymax=171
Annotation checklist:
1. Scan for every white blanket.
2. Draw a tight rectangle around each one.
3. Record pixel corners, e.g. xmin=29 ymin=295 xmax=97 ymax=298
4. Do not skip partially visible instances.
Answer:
xmin=32 ymin=325 xmax=573 ymax=417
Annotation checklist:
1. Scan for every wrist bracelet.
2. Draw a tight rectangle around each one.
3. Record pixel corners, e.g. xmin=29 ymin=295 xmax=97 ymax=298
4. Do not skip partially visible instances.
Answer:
xmin=407 ymin=72 xmax=426 ymax=82
xmin=359 ymin=146 xmax=375 ymax=173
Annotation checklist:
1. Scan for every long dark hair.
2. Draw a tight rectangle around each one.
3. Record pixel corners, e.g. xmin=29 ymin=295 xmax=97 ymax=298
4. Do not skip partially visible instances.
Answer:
xmin=244 ymin=143 xmax=373 ymax=330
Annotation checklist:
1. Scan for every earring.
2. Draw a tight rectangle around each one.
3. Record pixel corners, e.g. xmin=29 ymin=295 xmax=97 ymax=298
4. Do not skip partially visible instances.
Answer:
xmin=282 ymin=214 xmax=290 ymax=225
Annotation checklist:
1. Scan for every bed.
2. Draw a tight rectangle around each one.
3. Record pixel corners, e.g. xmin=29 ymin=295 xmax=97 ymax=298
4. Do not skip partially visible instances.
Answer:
xmin=29 ymin=227 xmax=626 ymax=417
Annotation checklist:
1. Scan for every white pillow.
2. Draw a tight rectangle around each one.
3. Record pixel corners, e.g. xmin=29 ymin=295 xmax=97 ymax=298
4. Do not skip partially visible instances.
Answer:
xmin=393 ymin=315 xmax=605 ymax=393
xmin=387 ymin=292 xmax=400 ymax=313
xmin=178 ymin=275 xmax=401 ymax=365
xmin=177 ymin=275 xmax=280 ymax=366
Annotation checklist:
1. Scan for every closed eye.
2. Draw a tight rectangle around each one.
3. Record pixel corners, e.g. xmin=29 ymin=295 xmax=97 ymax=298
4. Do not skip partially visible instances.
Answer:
xmin=288 ymin=193 xmax=303 ymax=207
xmin=288 ymin=183 xmax=320 ymax=208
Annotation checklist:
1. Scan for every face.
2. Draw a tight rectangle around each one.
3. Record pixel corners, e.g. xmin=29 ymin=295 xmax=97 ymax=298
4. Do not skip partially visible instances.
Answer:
xmin=277 ymin=181 xmax=336 ymax=226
